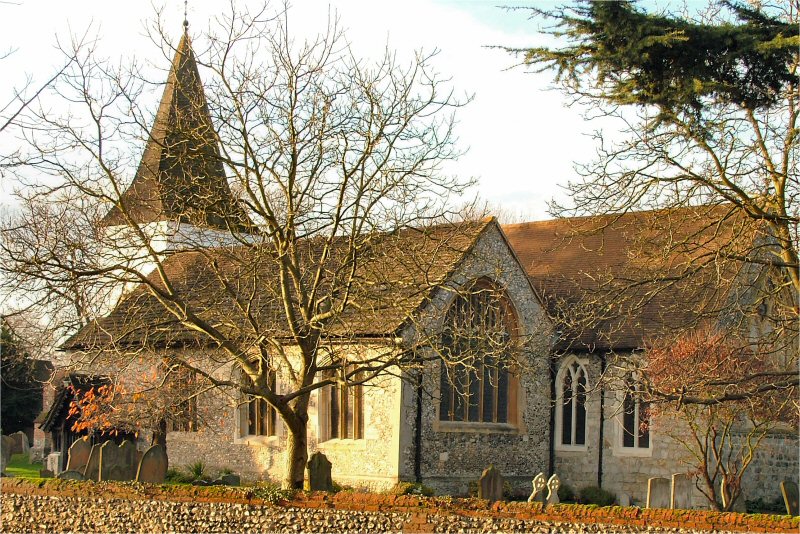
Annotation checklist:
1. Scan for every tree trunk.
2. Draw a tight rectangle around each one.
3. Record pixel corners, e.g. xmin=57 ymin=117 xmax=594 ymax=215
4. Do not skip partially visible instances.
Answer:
xmin=284 ymin=421 xmax=308 ymax=489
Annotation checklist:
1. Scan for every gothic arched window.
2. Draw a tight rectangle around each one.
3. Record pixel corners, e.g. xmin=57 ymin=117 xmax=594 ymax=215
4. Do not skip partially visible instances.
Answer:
xmin=621 ymin=375 xmax=650 ymax=449
xmin=438 ymin=280 xmax=517 ymax=424
xmin=557 ymin=359 xmax=588 ymax=446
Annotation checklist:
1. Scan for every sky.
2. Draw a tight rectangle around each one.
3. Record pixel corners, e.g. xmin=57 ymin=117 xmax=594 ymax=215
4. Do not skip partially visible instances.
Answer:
xmin=0 ymin=0 xmax=699 ymax=221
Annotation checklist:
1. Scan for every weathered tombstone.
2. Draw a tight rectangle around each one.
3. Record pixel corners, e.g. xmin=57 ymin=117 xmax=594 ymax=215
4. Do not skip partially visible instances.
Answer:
xmin=99 ymin=441 xmax=126 ymax=481
xmin=780 ymin=480 xmax=799 ymax=516
xmin=0 ymin=435 xmax=13 ymax=473
xmin=617 ymin=492 xmax=631 ymax=507
xmin=66 ymin=437 xmax=92 ymax=473
xmin=477 ymin=465 xmax=504 ymax=502
xmin=546 ymin=474 xmax=561 ymax=505
xmin=118 ymin=440 xmax=138 ymax=480
xmin=306 ymin=452 xmax=333 ymax=492
xmin=39 ymin=469 xmax=54 ymax=478
xmin=220 ymin=473 xmax=241 ymax=487
xmin=670 ymin=473 xmax=693 ymax=510
xmin=83 ymin=443 xmax=102 ymax=481
xmin=646 ymin=477 xmax=671 ymax=509
xmin=57 ymin=470 xmax=86 ymax=481
xmin=10 ymin=431 xmax=29 ymax=455
xmin=720 ymin=476 xmax=746 ymax=512
xmin=527 ymin=472 xmax=547 ymax=503
xmin=135 ymin=444 xmax=168 ymax=484
xmin=46 ymin=452 xmax=62 ymax=476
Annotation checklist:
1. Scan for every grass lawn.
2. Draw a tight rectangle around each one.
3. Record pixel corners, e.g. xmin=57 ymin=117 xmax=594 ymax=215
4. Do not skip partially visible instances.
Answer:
xmin=5 ymin=453 xmax=42 ymax=479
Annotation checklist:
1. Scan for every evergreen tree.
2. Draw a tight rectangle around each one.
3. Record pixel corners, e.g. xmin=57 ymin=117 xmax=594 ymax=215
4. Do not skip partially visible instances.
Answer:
xmin=0 ymin=321 xmax=43 ymax=434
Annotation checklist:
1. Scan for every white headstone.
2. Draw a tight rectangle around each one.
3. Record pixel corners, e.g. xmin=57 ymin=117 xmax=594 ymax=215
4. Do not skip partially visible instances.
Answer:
xmin=546 ymin=474 xmax=561 ymax=505
xmin=527 ymin=472 xmax=547 ymax=503
xmin=46 ymin=452 xmax=62 ymax=475
xmin=647 ymin=477 xmax=671 ymax=509
xmin=671 ymin=473 xmax=693 ymax=509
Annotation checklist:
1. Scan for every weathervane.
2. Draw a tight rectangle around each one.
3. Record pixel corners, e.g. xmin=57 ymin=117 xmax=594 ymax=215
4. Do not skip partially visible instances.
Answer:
xmin=183 ymin=0 xmax=189 ymax=31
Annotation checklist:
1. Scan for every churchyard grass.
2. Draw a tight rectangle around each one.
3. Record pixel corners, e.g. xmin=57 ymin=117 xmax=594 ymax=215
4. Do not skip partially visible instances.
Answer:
xmin=6 ymin=454 xmax=42 ymax=479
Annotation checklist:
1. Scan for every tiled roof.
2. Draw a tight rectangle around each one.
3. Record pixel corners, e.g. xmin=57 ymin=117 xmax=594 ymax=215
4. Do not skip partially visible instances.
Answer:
xmin=503 ymin=205 xmax=754 ymax=351
xmin=101 ymin=32 xmax=251 ymax=231
xmin=63 ymin=219 xmax=493 ymax=350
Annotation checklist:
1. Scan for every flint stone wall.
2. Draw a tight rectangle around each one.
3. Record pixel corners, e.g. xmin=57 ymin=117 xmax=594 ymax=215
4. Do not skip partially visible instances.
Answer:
xmin=552 ymin=354 xmax=799 ymax=507
xmin=399 ymin=224 xmax=553 ymax=496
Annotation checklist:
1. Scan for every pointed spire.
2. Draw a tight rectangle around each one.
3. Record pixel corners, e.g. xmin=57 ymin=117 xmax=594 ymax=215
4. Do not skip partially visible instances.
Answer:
xmin=102 ymin=28 xmax=250 ymax=231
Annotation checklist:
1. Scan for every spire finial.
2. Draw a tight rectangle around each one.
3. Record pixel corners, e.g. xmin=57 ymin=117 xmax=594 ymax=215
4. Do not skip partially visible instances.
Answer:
xmin=183 ymin=0 xmax=189 ymax=32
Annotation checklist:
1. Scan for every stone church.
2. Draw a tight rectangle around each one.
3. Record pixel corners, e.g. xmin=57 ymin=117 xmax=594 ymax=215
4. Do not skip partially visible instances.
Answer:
xmin=53 ymin=29 xmax=797 ymax=507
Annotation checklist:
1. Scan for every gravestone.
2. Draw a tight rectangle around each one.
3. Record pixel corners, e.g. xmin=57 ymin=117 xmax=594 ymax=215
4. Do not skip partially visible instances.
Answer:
xmin=220 ymin=473 xmax=241 ymax=486
xmin=546 ymin=474 xmax=561 ymax=505
xmin=477 ymin=465 xmax=504 ymax=502
xmin=118 ymin=440 xmax=138 ymax=480
xmin=46 ymin=452 xmax=62 ymax=476
xmin=135 ymin=444 xmax=168 ymax=484
xmin=66 ymin=437 xmax=92 ymax=472
xmin=39 ymin=469 xmax=54 ymax=478
xmin=83 ymin=443 xmax=102 ymax=481
xmin=57 ymin=470 xmax=86 ymax=481
xmin=646 ymin=477 xmax=671 ymax=509
xmin=527 ymin=472 xmax=547 ymax=503
xmin=670 ymin=473 xmax=693 ymax=510
xmin=720 ymin=476 xmax=746 ymax=512
xmin=100 ymin=441 xmax=125 ymax=481
xmin=9 ymin=431 xmax=29 ymax=455
xmin=0 ymin=435 xmax=13 ymax=473
xmin=781 ymin=480 xmax=798 ymax=516
xmin=306 ymin=452 xmax=333 ymax=492
xmin=617 ymin=492 xmax=631 ymax=507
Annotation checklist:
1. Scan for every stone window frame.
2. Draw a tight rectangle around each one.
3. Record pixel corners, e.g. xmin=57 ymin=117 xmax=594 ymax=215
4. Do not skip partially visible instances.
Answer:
xmin=555 ymin=355 xmax=590 ymax=451
xmin=234 ymin=368 xmax=283 ymax=445
xmin=317 ymin=366 xmax=365 ymax=443
xmin=433 ymin=277 xmax=525 ymax=435
xmin=612 ymin=372 xmax=653 ymax=458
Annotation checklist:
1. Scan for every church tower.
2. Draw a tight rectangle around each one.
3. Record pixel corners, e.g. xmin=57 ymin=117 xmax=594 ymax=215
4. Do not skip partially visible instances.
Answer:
xmin=98 ymin=26 xmax=252 ymax=311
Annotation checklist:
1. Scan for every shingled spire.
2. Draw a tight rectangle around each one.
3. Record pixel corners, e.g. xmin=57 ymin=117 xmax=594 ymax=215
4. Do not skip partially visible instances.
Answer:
xmin=103 ymin=31 xmax=249 ymax=231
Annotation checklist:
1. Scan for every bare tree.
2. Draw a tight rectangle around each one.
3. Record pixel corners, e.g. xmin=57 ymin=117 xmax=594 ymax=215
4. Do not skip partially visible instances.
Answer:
xmin=637 ymin=328 xmax=796 ymax=510
xmin=0 ymin=5 xmax=509 ymax=488
xmin=507 ymin=1 xmax=798 ymax=397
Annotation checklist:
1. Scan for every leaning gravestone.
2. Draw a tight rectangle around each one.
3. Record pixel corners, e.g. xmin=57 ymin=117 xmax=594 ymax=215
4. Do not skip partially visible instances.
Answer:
xmin=780 ymin=480 xmax=798 ymax=516
xmin=57 ymin=470 xmax=86 ymax=481
xmin=527 ymin=472 xmax=547 ymax=503
xmin=66 ymin=437 xmax=92 ymax=473
xmin=546 ymin=474 xmax=561 ymax=505
xmin=670 ymin=473 xmax=693 ymax=510
xmin=135 ymin=444 xmax=168 ymax=484
xmin=478 ymin=465 xmax=504 ymax=502
xmin=10 ymin=431 xmax=29 ymax=455
xmin=306 ymin=452 xmax=333 ymax=492
xmin=0 ymin=435 xmax=13 ymax=473
xmin=646 ymin=477 xmax=671 ymax=509
xmin=617 ymin=492 xmax=631 ymax=507
xmin=83 ymin=443 xmax=102 ymax=481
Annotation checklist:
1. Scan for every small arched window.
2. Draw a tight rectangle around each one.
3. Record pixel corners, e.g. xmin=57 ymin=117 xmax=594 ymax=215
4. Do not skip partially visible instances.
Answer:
xmin=621 ymin=375 xmax=650 ymax=449
xmin=438 ymin=280 xmax=517 ymax=424
xmin=558 ymin=359 xmax=587 ymax=446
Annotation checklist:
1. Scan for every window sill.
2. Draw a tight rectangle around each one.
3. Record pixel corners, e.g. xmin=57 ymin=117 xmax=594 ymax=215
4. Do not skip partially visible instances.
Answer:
xmin=555 ymin=444 xmax=589 ymax=453
xmin=433 ymin=421 xmax=520 ymax=435
xmin=318 ymin=438 xmax=367 ymax=451
xmin=612 ymin=445 xmax=653 ymax=458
